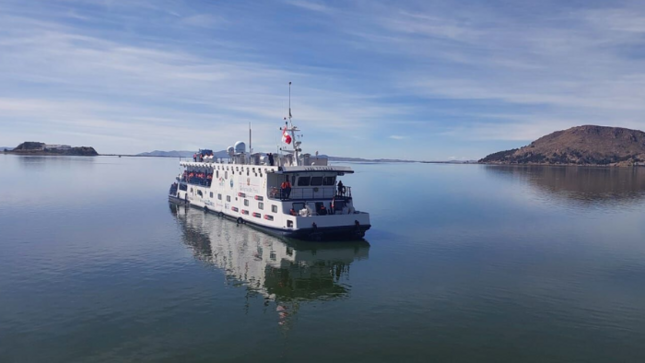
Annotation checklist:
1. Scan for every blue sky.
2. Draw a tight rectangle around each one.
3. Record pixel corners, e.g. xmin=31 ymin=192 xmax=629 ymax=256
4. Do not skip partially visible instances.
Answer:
xmin=1 ymin=0 xmax=645 ymax=160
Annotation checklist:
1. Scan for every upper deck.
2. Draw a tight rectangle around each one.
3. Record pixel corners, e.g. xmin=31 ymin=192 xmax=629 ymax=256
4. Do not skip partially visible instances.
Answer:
xmin=179 ymin=161 xmax=353 ymax=175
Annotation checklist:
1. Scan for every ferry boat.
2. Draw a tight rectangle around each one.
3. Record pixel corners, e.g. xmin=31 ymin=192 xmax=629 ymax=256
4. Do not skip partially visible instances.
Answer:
xmin=168 ymin=103 xmax=371 ymax=241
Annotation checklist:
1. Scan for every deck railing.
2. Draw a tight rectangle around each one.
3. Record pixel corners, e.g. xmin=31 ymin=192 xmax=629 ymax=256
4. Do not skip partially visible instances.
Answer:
xmin=268 ymin=186 xmax=352 ymax=200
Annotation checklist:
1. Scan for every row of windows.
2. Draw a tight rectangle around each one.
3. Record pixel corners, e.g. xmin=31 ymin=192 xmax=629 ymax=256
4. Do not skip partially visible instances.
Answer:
xmin=212 ymin=165 xmax=274 ymax=172
xmin=206 ymin=192 xmax=278 ymax=213
xmin=233 ymin=208 xmax=275 ymax=221
xmin=214 ymin=170 xmax=264 ymax=178
xmin=297 ymin=176 xmax=336 ymax=187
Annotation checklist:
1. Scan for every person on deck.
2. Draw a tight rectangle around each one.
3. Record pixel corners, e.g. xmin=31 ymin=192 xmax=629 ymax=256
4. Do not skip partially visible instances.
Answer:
xmin=337 ymin=180 xmax=344 ymax=196
xmin=281 ymin=180 xmax=288 ymax=200
xmin=285 ymin=178 xmax=292 ymax=198
xmin=268 ymin=153 xmax=274 ymax=166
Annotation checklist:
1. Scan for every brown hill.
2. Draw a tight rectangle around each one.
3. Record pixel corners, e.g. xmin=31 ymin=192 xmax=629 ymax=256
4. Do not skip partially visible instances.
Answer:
xmin=480 ymin=125 xmax=645 ymax=166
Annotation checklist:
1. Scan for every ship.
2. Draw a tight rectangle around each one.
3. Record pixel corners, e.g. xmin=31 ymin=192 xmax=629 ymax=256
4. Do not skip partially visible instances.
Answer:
xmin=168 ymin=89 xmax=371 ymax=241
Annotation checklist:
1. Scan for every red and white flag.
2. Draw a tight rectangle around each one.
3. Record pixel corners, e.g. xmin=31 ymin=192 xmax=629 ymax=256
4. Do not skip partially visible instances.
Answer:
xmin=282 ymin=128 xmax=292 ymax=144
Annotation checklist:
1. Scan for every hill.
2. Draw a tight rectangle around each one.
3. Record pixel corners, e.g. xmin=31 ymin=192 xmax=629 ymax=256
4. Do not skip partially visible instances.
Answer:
xmin=7 ymin=142 xmax=98 ymax=156
xmin=480 ymin=125 xmax=645 ymax=166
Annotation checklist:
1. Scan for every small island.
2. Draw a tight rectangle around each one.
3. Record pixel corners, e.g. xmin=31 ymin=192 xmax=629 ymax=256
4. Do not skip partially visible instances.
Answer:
xmin=480 ymin=125 xmax=645 ymax=166
xmin=4 ymin=142 xmax=98 ymax=156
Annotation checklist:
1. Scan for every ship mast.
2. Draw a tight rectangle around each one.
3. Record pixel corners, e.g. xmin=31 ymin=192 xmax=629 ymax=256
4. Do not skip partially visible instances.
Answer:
xmin=286 ymin=81 xmax=300 ymax=166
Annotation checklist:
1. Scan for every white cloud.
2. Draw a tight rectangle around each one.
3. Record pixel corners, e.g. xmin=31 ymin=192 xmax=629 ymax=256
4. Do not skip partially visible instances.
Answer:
xmin=179 ymin=14 xmax=225 ymax=28
xmin=284 ymin=0 xmax=331 ymax=13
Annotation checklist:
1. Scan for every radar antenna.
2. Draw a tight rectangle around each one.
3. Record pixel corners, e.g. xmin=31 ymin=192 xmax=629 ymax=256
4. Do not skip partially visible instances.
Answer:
xmin=283 ymin=81 xmax=301 ymax=166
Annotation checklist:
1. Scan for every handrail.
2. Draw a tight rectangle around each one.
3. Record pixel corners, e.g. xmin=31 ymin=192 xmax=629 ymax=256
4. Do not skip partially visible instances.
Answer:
xmin=267 ymin=185 xmax=353 ymax=200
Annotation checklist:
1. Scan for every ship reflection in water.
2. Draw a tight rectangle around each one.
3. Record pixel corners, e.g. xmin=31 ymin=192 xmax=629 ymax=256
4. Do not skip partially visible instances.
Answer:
xmin=169 ymin=203 xmax=369 ymax=327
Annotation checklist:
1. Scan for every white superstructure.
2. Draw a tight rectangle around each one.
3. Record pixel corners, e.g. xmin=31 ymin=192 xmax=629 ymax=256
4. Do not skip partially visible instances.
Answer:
xmin=168 ymin=96 xmax=371 ymax=241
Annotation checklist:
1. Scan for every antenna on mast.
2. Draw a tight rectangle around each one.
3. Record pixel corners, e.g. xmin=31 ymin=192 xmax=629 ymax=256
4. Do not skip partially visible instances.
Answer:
xmin=249 ymin=122 xmax=252 ymax=155
xmin=288 ymin=81 xmax=292 ymax=121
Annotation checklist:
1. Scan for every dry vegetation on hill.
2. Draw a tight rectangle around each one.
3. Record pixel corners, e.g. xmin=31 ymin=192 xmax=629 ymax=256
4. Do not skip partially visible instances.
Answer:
xmin=480 ymin=126 xmax=645 ymax=166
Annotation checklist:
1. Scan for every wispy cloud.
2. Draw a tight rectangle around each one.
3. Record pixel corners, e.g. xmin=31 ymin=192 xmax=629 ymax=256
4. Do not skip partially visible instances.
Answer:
xmin=179 ymin=14 xmax=225 ymax=28
xmin=284 ymin=0 xmax=331 ymax=13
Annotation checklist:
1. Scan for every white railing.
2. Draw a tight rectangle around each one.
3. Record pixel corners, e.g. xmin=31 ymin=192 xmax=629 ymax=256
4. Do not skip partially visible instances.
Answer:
xmin=268 ymin=186 xmax=351 ymax=200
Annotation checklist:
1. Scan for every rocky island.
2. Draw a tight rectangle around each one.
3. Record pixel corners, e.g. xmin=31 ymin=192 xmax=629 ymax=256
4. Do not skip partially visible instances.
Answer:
xmin=4 ymin=142 xmax=98 ymax=156
xmin=480 ymin=125 xmax=645 ymax=166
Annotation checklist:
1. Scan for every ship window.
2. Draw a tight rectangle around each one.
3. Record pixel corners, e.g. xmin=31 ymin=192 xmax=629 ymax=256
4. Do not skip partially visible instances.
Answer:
xmin=216 ymin=171 xmax=219 ymax=178
xmin=287 ymin=220 xmax=293 ymax=228
xmin=218 ymin=194 xmax=222 ymax=200
xmin=310 ymin=176 xmax=323 ymax=186
xmin=210 ymin=192 xmax=213 ymax=198
xmin=333 ymin=200 xmax=346 ymax=211
xmin=271 ymin=205 xmax=278 ymax=213
xmin=292 ymin=202 xmax=305 ymax=211
xmin=225 ymin=171 xmax=228 ymax=179
xmin=197 ymin=190 xmax=203 ymax=197
xmin=244 ymin=199 xmax=249 ymax=206
xmin=226 ymin=195 xmax=231 ymax=202
xmin=315 ymin=202 xmax=327 ymax=215
xmin=258 ymin=202 xmax=264 ymax=210
xmin=323 ymin=176 xmax=336 ymax=186
xmin=297 ymin=177 xmax=310 ymax=186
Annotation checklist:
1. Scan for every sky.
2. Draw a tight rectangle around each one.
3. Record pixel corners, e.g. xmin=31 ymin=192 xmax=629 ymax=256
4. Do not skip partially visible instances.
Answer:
xmin=1 ymin=0 xmax=645 ymax=160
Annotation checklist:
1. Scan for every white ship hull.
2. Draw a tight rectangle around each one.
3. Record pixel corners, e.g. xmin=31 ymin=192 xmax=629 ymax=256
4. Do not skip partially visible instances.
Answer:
xmin=169 ymin=162 xmax=371 ymax=241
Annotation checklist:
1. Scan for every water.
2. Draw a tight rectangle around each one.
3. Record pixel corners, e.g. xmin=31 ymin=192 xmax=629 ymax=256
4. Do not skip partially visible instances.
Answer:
xmin=1 ymin=155 xmax=645 ymax=362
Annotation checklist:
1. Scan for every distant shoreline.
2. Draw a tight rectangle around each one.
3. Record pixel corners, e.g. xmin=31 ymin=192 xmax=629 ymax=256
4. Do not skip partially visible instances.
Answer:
xmin=7 ymin=152 xmax=642 ymax=166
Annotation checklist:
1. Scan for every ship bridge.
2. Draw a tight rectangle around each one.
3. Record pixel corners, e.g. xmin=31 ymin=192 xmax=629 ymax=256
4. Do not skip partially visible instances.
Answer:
xmin=267 ymin=165 xmax=354 ymax=201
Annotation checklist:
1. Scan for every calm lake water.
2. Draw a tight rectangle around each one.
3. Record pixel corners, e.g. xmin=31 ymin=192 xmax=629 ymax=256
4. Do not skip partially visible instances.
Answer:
xmin=1 ymin=155 xmax=645 ymax=362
